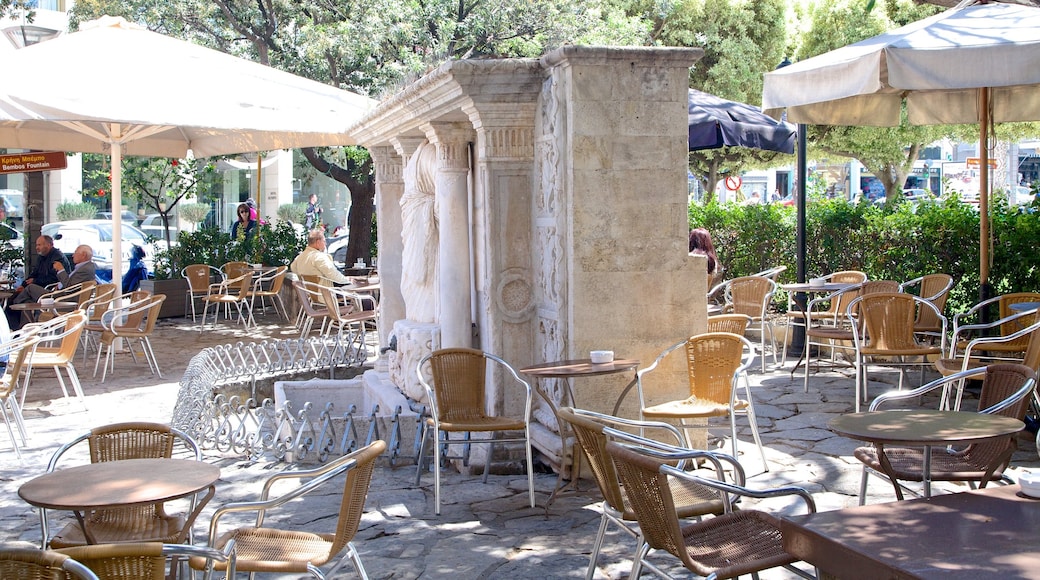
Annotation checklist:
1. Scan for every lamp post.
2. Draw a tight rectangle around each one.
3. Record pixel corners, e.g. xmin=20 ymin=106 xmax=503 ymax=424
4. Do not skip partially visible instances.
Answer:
xmin=777 ymin=58 xmax=808 ymax=355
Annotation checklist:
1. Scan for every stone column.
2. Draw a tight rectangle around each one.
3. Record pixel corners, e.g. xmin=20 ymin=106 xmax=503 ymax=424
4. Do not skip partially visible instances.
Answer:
xmin=367 ymin=145 xmax=404 ymax=356
xmin=425 ymin=123 xmax=475 ymax=349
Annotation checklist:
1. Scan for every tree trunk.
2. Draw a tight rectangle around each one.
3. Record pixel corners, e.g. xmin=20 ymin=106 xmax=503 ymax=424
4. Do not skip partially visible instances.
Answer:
xmin=300 ymin=148 xmax=375 ymax=265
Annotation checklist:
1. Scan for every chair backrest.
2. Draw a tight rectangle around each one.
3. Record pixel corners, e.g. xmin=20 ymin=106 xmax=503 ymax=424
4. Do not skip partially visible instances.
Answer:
xmin=556 ymin=407 xmax=627 ymax=514
xmin=827 ymin=270 xmax=868 ymax=284
xmin=221 ymin=261 xmax=249 ymax=280
xmin=0 ymin=334 xmax=40 ymax=399
xmin=901 ymin=274 xmax=954 ymax=329
xmin=725 ymin=276 xmax=776 ymax=319
xmin=181 ymin=264 xmax=216 ymax=294
xmin=292 ymin=280 xmax=328 ymax=317
xmin=854 ymin=292 xmax=922 ymax=350
xmin=706 ymin=314 xmax=752 ymax=335
xmin=263 ymin=265 xmax=288 ymax=293
xmin=999 ymin=293 xmax=1040 ymax=348
xmin=83 ymin=283 xmax=119 ymax=324
xmin=222 ymin=273 xmax=252 ymax=299
xmin=328 ymin=439 xmax=387 ymax=559
xmin=751 ymin=265 xmax=786 ymax=281
xmin=86 ymin=422 xmax=184 ymax=463
xmin=966 ymin=364 xmax=1037 ymax=473
xmin=605 ymin=441 xmax=690 ymax=565
xmin=685 ymin=332 xmax=748 ymax=405
xmin=56 ymin=542 xmax=231 ymax=580
xmin=420 ymin=348 xmax=489 ymax=422
xmin=0 ymin=548 xmax=99 ymax=579
xmin=30 ymin=311 xmax=88 ymax=363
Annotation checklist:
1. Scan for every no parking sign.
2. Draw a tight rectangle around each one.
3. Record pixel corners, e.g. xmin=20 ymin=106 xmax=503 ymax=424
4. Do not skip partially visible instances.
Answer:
xmin=724 ymin=175 xmax=743 ymax=191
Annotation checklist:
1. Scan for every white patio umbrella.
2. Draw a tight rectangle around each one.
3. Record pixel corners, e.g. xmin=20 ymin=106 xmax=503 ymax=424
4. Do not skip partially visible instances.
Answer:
xmin=0 ymin=16 xmax=377 ymax=277
xmin=762 ymin=0 xmax=1040 ymax=297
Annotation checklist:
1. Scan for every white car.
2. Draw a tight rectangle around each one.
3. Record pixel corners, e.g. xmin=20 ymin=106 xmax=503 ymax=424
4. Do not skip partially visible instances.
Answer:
xmin=41 ymin=219 xmax=154 ymax=273
xmin=139 ymin=213 xmax=178 ymax=240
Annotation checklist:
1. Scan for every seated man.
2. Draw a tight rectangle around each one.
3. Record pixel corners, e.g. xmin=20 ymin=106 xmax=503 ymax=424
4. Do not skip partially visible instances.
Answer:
xmin=8 ymin=235 xmax=71 ymax=328
xmin=55 ymin=244 xmax=98 ymax=289
xmin=291 ymin=229 xmax=374 ymax=310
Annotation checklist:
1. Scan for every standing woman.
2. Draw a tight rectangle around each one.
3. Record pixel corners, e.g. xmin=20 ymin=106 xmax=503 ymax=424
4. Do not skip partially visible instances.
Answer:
xmin=231 ymin=202 xmax=257 ymax=241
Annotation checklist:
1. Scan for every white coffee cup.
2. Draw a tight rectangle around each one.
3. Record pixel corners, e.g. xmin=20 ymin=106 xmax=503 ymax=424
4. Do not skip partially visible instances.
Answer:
xmin=590 ymin=350 xmax=614 ymax=364
xmin=809 ymin=277 xmax=826 ymax=287
xmin=40 ymin=298 xmax=55 ymax=306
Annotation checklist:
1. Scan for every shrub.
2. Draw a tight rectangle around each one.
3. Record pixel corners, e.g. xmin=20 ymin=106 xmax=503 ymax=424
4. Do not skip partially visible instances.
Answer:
xmin=56 ymin=201 xmax=100 ymax=221
xmin=691 ymin=197 xmax=1040 ymax=315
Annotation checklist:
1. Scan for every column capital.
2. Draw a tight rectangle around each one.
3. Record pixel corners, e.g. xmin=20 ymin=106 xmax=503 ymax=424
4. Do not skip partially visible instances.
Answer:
xmin=369 ymin=146 xmax=403 ymax=185
xmin=390 ymin=136 xmax=427 ymax=159
xmin=423 ymin=123 xmax=473 ymax=172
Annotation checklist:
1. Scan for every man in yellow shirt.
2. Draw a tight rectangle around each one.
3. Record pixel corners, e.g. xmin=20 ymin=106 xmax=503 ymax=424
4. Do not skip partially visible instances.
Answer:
xmin=290 ymin=229 xmax=352 ymax=285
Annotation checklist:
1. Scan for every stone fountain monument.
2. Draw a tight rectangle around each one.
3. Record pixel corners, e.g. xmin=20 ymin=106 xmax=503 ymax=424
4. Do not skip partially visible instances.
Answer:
xmin=350 ymin=45 xmax=710 ymax=475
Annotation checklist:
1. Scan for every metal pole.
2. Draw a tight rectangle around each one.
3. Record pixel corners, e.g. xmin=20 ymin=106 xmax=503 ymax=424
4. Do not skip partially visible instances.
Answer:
xmin=788 ymin=123 xmax=808 ymax=356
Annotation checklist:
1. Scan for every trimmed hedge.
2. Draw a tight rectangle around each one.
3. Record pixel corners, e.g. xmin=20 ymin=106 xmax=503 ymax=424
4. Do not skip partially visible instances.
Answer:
xmin=690 ymin=195 xmax=1040 ymax=314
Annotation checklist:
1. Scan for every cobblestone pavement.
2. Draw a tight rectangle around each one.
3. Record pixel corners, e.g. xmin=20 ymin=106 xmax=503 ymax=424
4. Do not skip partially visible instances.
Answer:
xmin=1 ymin=315 xmax=1038 ymax=578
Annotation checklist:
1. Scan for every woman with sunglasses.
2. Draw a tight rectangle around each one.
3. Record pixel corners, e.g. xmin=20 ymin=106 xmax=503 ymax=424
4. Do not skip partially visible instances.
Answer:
xmin=231 ymin=202 xmax=257 ymax=241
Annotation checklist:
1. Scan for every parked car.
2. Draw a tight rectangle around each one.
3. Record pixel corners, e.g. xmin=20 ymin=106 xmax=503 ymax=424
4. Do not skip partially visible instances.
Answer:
xmin=95 ymin=210 xmax=140 ymax=226
xmin=139 ymin=213 xmax=178 ymax=240
xmin=41 ymin=219 xmax=154 ymax=274
xmin=873 ymin=188 xmax=936 ymax=206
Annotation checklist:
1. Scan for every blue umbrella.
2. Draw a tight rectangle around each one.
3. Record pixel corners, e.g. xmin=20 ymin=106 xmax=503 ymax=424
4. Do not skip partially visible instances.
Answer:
xmin=688 ymin=89 xmax=796 ymax=153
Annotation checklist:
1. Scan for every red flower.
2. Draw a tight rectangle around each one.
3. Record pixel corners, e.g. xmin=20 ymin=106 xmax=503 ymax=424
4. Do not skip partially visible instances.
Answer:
xmin=98 ymin=189 xmax=106 ymax=196
xmin=171 ymin=159 xmax=178 ymax=166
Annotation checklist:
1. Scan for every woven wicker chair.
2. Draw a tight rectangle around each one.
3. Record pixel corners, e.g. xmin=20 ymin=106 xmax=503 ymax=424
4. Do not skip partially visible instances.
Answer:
xmin=705 ymin=313 xmax=751 ymax=335
xmin=22 ymin=311 xmax=88 ymax=408
xmin=637 ymin=332 xmax=768 ymax=472
xmin=93 ymin=294 xmax=166 ymax=383
xmin=934 ymin=315 xmax=1040 ymax=410
xmin=56 ymin=542 xmax=234 ymax=580
xmin=0 ymin=547 xmax=98 ymax=579
xmin=181 ymin=264 xmax=221 ymax=322
xmin=899 ymin=273 xmax=955 ymax=340
xmin=0 ymin=333 xmax=40 ymax=459
xmin=848 ymin=292 xmax=947 ymax=411
xmin=318 ymin=285 xmax=375 ymax=361
xmin=189 ymin=439 xmax=385 ymax=579
xmin=199 ymin=272 xmax=253 ymax=331
xmin=289 ymin=280 xmax=332 ymax=338
xmin=219 ymin=261 xmax=249 ymax=282
xmin=721 ymin=275 xmax=778 ymax=371
xmin=41 ymin=422 xmax=203 ymax=550
xmin=37 ymin=281 xmax=97 ymax=323
xmin=556 ymin=408 xmax=732 ymax=580
xmin=79 ymin=283 xmax=119 ymax=361
xmin=801 ymin=280 xmax=900 ymax=395
xmin=782 ymin=270 xmax=867 ymax=363
xmin=950 ymin=292 xmax=1040 ymax=358
xmin=415 ymin=348 xmax=536 ymax=515
xmin=605 ymin=440 xmax=817 ymax=580
xmin=751 ymin=265 xmax=787 ymax=281
xmin=854 ymin=363 xmax=1036 ymax=504
xmin=246 ymin=265 xmax=290 ymax=321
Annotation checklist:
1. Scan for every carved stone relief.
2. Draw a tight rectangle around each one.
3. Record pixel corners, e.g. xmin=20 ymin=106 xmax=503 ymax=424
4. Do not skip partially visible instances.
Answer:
xmin=400 ymin=142 xmax=439 ymax=324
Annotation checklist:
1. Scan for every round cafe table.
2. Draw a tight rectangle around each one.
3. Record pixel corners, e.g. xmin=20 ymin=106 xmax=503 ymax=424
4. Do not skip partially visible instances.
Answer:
xmin=829 ymin=409 xmax=1023 ymax=499
xmin=521 ymin=358 xmax=639 ymax=510
xmin=19 ymin=457 xmax=220 ymax=546
xmin=9 ymin=300 xmax=78 ymax=323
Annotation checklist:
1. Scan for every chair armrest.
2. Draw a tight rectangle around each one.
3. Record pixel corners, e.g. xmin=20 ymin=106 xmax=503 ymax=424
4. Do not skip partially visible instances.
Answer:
xmin=960 ymin=318 xmax=1040 ymax=360
xmin=602 ymin=425 xmax=742 ymax=485
xmin=981 ymin=377 xmax=1036 ymax=415
xmin=661 ymin=463 xmax=816 ymax=514
xmin=567 ymin=407 xmax=686 ymax=447
xmin=869 ymin=366 xmax=991 ymax=410
xmin=209 ymin=455 xmax=359 ymax=540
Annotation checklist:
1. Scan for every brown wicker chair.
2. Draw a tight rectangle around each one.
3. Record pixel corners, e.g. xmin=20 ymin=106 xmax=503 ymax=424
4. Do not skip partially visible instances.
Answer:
xmin=180 ymin=264 xmax=220 ymax=322
xmin=849 ymin=292 xmax=947 ymax=411
xmin=22 ymin=311 xmax=88 ymax=408
xmin=0 ymin=333 xmax=40 ymax=459
xmin=605 ymin=440 xmax=817 ymax=580
xmin=899 ymin=273 xmax=954 ymax=340
xmin=41 ymin=422 xmax=203 ymax=550
xmin=950 ymin=292 xmax=1040 ymax=358
xmin=292 ymin=279 xmax=335 ymax=337
xmin=705 ymin=313 xmax=751 ymax=335
xmin=721 ymin=276 xmax=778 ymax=371
xmin=637 ymin=333 xmax=768 ymax=472
xmin=556 ymin=408 xmax=731 ymax=580
xmin=934 ymin=316 xmax=1040 ymax=410
xmin=0 ymin=547 xmax=98 ymax=579
xmin=782 ymin=269 xmax=867 ymax=363
xmin=246 ymin=265 xmax=290 ymax=321
xmin=56 ymin=542 xmax=233 ymax=580
xmin=189 ymin=439 xmax=385 ymax=579
xmin=801 ymin=280 xmax=900 ymax=395
xmin=854 ymin=363 xmax=1036 ymax=504
xmin=93 ymin=294 xmax=166 ymax=383
xmin=414 ymin=348 xmax=536 ymax=515
xmin=79 ymin=283 xmax=119 ymax=361
xmin=198 ymin=272 xmax=253 ymax=331
xmin=37 ymin=281 xmax=97 ymax=323
xmin=318 ymin=285 xmax=376 ymax=360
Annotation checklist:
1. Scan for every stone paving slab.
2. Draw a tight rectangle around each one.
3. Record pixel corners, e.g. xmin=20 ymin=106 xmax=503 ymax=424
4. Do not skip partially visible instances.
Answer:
xmin=1 ymin=316 xmax=1039 ymax=578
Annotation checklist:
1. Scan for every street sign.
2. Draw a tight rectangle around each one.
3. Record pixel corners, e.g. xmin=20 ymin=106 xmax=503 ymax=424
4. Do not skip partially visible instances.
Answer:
xmin=966 ymin=156 xmax=998 ymax=169
xmin=0 ymin=151 xmax=67 ymax=175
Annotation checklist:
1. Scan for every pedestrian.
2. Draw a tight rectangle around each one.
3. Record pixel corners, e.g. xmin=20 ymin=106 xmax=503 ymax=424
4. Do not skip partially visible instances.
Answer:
xmin=231 ymin=202 xmax=257 ymax=241
xmin=688 ymin=228 xmax=722 ymax=278
xmin=305 ymin=193 xmax=323 ymax=229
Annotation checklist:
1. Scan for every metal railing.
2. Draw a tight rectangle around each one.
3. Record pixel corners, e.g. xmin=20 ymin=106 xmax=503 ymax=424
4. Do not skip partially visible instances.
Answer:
xmin=172 ymin=336 xmax=405 ymax=463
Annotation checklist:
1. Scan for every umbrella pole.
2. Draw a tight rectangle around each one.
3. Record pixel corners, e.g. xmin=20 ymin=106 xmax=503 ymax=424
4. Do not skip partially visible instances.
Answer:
xmin=979 ymin=87 xmax=992 ymax=310
xmin=788 ymin=123 xmax=809 ymax=357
